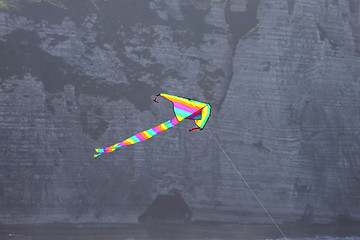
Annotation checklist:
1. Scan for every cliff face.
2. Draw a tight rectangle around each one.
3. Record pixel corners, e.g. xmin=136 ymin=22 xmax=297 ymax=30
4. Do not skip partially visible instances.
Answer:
xmin=0 ymin=0 xmax=359 ymax=224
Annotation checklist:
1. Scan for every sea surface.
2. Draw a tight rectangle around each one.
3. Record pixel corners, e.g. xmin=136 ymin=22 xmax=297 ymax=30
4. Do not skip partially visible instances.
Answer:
xmin=0 ymin=223 xmax=359 ymax=240
xmin=269 ymin=238 xmax=360 ymax=240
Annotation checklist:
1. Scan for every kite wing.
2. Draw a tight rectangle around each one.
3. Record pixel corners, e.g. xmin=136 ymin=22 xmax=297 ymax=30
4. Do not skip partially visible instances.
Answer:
xmin=94 ymin=93 xmax=211 ymax=157
xmin=155 ymin=93 xmax=211 ymax=130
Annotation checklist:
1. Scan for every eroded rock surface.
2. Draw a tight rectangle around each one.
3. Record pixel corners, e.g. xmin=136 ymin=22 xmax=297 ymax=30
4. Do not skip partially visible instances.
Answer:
xmin=0 ymin=0 xmax=359 ymax=224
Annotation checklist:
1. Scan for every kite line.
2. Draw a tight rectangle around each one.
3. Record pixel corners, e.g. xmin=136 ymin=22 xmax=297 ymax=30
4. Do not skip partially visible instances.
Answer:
xmin=93 ymin=93 xmax=287 ymax=238
xmin=208 ymin=128 xmax=288 ymax=240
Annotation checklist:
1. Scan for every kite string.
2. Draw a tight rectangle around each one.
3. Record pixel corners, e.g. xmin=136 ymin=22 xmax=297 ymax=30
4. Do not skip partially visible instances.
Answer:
xmin=208 ymin=129 xmax=288 ymax=240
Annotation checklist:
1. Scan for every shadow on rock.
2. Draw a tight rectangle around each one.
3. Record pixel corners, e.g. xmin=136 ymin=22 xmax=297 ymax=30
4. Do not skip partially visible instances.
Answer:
xmin=138 ymin=190 xmax=192 ymax=225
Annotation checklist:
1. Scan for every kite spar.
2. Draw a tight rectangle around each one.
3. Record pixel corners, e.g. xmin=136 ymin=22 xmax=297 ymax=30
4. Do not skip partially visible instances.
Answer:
xmin=94 ymin=93 xmax=211 ymax=157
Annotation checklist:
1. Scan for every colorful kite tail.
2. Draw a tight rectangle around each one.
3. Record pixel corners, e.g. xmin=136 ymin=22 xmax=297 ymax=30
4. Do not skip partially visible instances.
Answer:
xmin=93 ymin=116 xmax=182 ymax=157
xmin=94 ymin=148 xmax=105 ymax=158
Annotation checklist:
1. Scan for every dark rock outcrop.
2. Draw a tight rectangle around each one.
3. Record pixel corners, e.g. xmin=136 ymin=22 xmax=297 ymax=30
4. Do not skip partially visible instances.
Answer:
xmin=138 ymin=190 xmax=192 ymax=224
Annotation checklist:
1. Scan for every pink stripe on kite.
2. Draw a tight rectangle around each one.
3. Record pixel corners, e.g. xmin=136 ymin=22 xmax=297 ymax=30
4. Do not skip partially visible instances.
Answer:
xmin=170 ymin=117 xmax=180 ymax=125
xmin=153 ymin=126 xmax=162 ymax=133
xmin=173 ymin=101 xmax=199 ymax=113
xmin=135 ymin=133 xmax=146 ymax=141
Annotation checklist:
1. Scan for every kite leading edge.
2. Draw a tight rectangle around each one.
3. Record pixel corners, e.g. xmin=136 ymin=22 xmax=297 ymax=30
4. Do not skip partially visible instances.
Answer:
xmin=94 ymin=93 xmax=211 ymax=157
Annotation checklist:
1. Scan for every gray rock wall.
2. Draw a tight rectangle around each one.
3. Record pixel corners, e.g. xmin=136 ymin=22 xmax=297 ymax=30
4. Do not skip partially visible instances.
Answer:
xmin=0 ymin=0 xmax=359 ymax=224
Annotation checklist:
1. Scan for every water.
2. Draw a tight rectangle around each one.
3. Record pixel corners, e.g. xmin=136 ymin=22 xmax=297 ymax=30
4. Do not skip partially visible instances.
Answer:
xmin=0 ymin=223 xmax=359 ymax=240
xmin=269 ymin=237 xmax=360 ymax=240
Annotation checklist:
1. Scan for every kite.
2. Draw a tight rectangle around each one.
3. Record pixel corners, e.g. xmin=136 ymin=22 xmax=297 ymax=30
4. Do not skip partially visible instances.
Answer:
xmin=94 ymin=93 xmax=211 ymax=157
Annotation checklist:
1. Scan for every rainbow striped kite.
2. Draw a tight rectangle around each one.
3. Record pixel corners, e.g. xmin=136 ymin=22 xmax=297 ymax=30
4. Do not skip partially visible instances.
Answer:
xmin=94 ymin=93 xmax=211 ymax=157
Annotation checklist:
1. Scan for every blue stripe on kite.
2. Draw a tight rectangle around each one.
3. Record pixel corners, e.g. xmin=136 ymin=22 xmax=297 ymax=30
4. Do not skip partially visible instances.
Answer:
xmin=130 ymin=135 xmax=140 ymax=142
xmin=174 ymin=108 xmax=193 ymax=118
xmin=164 ymin=120 xmax=172 ymax=128
xmin=147 ymin=128 xmax=158 ymax=136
